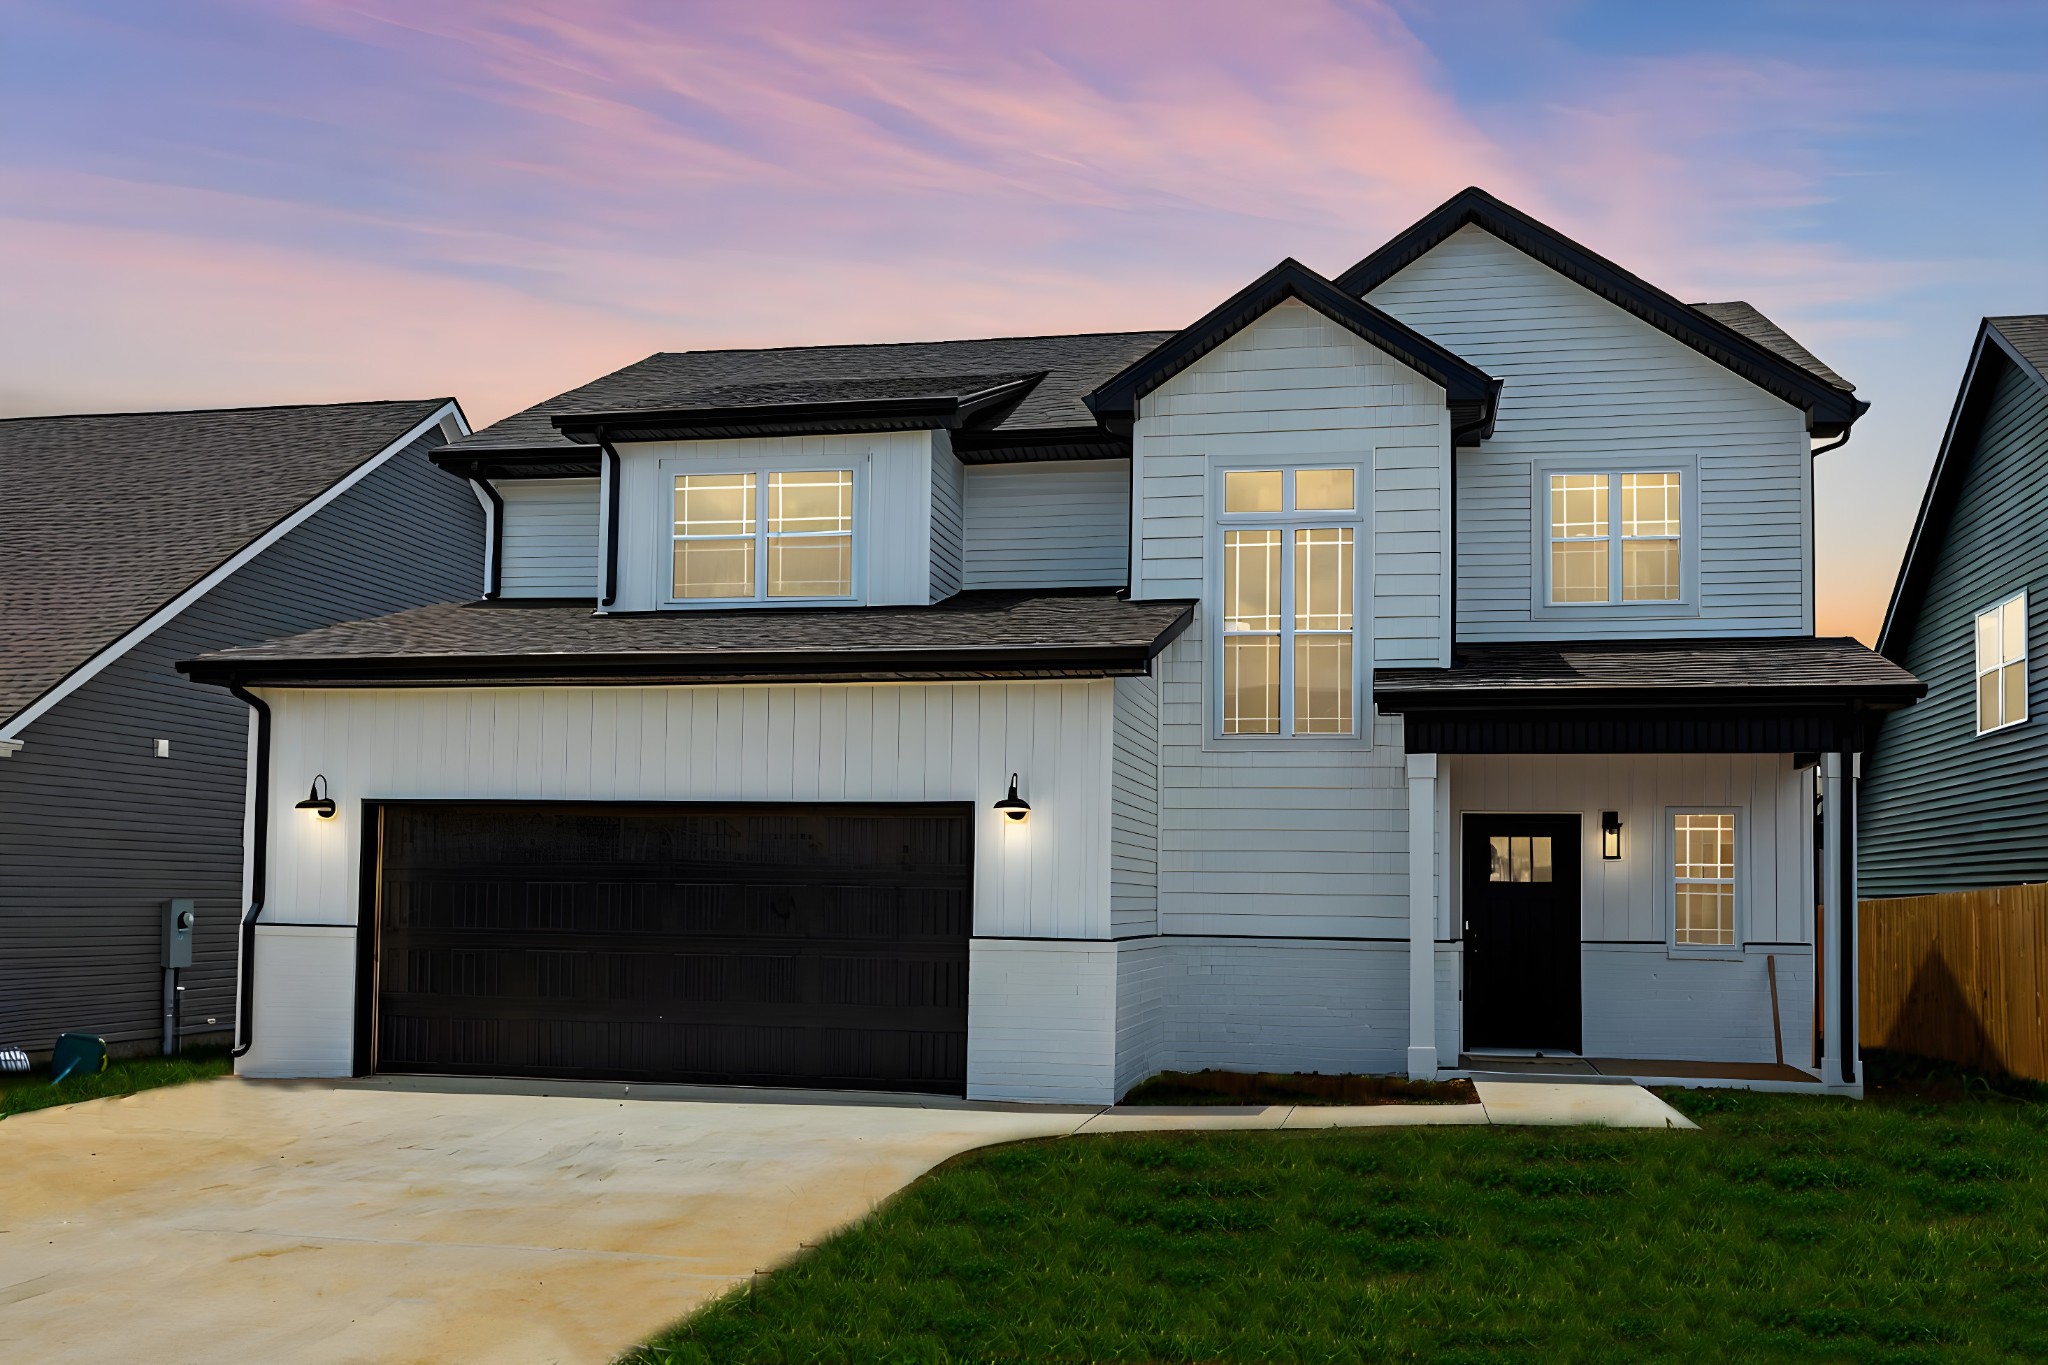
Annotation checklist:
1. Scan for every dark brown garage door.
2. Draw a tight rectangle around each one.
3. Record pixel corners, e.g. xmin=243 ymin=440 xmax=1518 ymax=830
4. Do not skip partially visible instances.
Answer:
xmin=364 ymin=802 xmax=972 ymax=1094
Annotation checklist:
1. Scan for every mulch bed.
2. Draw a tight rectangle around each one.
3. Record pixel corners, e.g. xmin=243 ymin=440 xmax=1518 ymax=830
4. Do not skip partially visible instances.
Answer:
xmin=1118 ymin=1068 xmax=1478 ymax=1106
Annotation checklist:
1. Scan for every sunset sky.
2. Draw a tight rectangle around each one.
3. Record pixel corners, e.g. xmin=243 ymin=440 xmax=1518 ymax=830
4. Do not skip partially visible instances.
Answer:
xmin=3 ymin=1 xmax=2043 ymax=641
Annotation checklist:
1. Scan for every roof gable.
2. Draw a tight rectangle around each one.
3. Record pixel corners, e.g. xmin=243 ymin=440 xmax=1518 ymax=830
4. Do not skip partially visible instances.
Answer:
xmin=1879 ymin=315 xmax=2048 ymax=658
xmin=0 ymin=398 xmax=457 ymax=730
xmin=1085 ymin=258 xmax=1501 ymax=441
xmin=1334 ymin=187 xmax=1866 ymax=436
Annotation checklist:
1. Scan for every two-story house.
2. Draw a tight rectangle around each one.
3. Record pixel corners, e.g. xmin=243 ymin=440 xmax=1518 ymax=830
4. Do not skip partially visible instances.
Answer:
xmin=183 ymin=189 xmax=1920 ymax=1101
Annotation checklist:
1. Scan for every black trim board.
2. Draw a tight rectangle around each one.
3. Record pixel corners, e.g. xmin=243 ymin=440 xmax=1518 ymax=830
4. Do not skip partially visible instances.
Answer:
xmin=550 ymin=375 xmax=1045 ymax=446
xmin=1086 ymin=258 xmax=1501 ymax=442
xmin=433 ymin=448 xmax=602 ymax=481
xmin=1877 ymin=318 xmax=2048 ymax=659
xmin=1333 ymin=187 xmax=1867 ymax=437
xmin=1397 ymin=706 xmax=1907 ymax=755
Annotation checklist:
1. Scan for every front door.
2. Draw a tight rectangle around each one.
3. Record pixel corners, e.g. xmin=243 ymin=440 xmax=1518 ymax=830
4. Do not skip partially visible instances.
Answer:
xmin=1462 ymin=815 xmax=1582 ymax=1052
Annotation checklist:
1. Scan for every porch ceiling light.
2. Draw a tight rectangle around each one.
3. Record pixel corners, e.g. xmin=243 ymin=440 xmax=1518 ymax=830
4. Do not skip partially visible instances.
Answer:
xmin=1601 ymin=810 xmax=1622 ymax=860
xmin=295 ymin=774 xmax=337 ymax=820
xmin=993 ymin=774 xmax=1031 ymax=823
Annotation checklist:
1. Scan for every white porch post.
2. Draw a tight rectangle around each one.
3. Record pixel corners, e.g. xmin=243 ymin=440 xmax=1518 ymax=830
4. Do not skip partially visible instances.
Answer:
xmin=1407 ymin=751 xmax=1439 ymax=1080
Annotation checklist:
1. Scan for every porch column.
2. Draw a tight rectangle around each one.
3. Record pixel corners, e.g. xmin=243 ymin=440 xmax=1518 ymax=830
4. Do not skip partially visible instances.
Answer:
xmin=1819 ymin=751 xmax=1859 ymax=1089
xmin=1407 ymin=751 xmax=1438 ymax=1080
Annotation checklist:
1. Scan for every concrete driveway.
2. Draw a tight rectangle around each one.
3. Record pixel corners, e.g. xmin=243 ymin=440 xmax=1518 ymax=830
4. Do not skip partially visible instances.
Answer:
xmin=0 ymin=1075 xmax=1690 ymax=1363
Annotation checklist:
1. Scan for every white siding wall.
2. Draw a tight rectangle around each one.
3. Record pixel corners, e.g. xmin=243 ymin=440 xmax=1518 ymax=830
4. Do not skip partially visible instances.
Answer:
xmin=968 ymin=939 xmax=1118 ymax=1103
xmin=1109 ymin=672 xmax=1160 ymax=936
xmin=929 ymin=432 xmax=964 ymax=601
xmin=259 ymin=680 xmax=1114 ymax=944
xmin=610 ymin=431 xmax=937 ymax=611
xmin=1581 ymin=944 xmax=1813 ymax=1065
xmin=961 ymin=460 xmax=1130 ymax=590
xmin=1365 ymin=224 xmax=1814 ymax=639
xmin=495 ymin=477 xmax=600 ymax=598
xmin=242 ymin=925 xmax=354 ymax=1078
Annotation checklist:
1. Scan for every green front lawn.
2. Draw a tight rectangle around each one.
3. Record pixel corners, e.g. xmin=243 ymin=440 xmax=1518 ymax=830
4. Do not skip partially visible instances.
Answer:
xmin=0 ymin=1045 xmax=232 ymax=1119
xmin=631 ymin=1058 xmax=2048 ymax=1364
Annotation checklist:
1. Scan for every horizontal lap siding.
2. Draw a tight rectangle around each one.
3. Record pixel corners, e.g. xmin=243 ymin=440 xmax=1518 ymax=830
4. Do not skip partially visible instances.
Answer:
xmin=1863 ymin=360 xmax=2048 ymax=896
xmin=1366 ymin=225 xmax=1813 ymax=640
xmin=1132 ymin=301 xmax=1446 ymax=940
xmin=496 ymin=478 xmax=599 ymax=598
xmin=929 ymin=437 xmax=964 ymax=600
xmin=0 ymin=432 xmax=481 ymax=1053
xmin=261 ymin=681 xmax=1114 ymax=943
xmin=961 ymin=460 xmax=1129 ymax=590
xmin=1110 ymin=673 xmax=1160 ymax=936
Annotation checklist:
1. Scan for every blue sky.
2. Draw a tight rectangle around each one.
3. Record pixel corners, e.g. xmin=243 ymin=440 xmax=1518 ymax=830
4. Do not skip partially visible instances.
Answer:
xmin=2 ymin=0 xmax=2042 ymax=638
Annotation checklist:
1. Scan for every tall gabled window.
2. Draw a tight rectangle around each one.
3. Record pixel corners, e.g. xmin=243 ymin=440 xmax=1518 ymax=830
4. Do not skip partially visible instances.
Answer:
xmin=1548 ymin=471 xmax=1682 ymax=605
xmin=1975 ymin=591 xmax=2028 ymax=734
xmin=672 ymin=468 xmax=855 ymax=602
xmin=1218 ymin=466 xmax=1361 ymax=737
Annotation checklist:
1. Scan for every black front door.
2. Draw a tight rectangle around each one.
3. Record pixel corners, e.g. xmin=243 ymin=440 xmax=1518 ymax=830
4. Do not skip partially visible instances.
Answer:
xmin=1462 ymin=815 xmax=1582 ymax=1052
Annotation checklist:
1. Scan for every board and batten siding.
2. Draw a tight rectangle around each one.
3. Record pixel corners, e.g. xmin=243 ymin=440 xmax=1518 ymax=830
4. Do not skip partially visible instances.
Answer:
xmin=1365 ymin=224 xmax=1815 ymax=640
xmin=961 ymin=459 xmax=1130 ymax=590
xmin=0 ymin=430 xmax=482 ymax=1056
xmin=609 ymin=430 xmax=938 ymax=610
xmin=494 ymin=477 xmax=599 ymax=598
xmin=1109 ymin=671 xmax=1161 ymax=936
xmin=1864 ymin=358 xmax=2048 ymax=896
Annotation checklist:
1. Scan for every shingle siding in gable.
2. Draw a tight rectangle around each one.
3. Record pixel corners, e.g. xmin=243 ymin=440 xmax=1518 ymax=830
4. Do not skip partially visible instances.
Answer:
xmin=0 ymin=431 xmax=481 ymax=1055
xmin=1863 ymin=360 xmax=2048 ymax=897
xmin=1365 ymin=224 xmax=1814 ymax=641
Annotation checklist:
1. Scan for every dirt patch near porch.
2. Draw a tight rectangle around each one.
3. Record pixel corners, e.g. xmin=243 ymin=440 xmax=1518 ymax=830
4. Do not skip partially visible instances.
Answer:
xmin=1120 ymin=1069 xmax=1478 ymax=1106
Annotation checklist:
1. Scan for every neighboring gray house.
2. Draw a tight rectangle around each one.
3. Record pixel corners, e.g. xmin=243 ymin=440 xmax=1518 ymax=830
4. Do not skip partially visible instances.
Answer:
xmin=1864 ymin=317 xmax=2048 ymax=895
xmin=186 ymin=188 xmax=1918 ymax=1101
xmin=0 ymin=399 xmax=480 ymax=1058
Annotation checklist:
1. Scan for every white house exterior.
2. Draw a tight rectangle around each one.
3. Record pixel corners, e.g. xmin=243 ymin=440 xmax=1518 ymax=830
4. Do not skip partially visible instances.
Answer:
xmin=185 ymin=188 xmax=1918 ymax=1102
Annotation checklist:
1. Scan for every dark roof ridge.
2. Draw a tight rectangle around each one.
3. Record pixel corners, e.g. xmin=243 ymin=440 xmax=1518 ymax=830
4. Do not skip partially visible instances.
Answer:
xmin=635 ymin=328 xmax=1174 ymax=360
xmin=0 ymin=397 xmax=452 ymax=424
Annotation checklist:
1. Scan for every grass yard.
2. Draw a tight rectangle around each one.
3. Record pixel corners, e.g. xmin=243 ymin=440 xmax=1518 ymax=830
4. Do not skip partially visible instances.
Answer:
xmin=0 ymin=1045 xmax=231 ymax=1119
xmin=630 ymin=1058 xmax=2048 ymax=1364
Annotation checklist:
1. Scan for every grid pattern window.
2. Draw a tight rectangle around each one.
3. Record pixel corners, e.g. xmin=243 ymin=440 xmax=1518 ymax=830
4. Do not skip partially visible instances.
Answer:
xmin=1219 ymin=466 xmax=1359 ymax=737
xmin=1975 ymin=592 xmax=2028 ymax=734
xmin=673 ymin=469 xmax=855 ymax=601
xmin=1672 ymin=812 xmax=1736 ymax=947
xmin=1548 ymin=471 xmax=1682 ymax=605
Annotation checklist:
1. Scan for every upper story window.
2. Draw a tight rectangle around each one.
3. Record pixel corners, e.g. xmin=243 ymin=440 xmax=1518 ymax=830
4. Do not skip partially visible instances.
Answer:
xmin=1217 ymin=465 xmax=1361 ymax=737
xmin=672 ymin=469 xmax=855 ymax=602
xmin=1548 ymin=472 xmax=1682 ymax=605
xmin=1672 ymin=810 xmax=1737 ymax=947
xmin=1975 ymin=591 xmax=2028 ymax=734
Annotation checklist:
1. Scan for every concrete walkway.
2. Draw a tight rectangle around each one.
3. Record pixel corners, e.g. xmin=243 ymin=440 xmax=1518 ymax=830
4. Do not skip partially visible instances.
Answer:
xmin=0 ymin=1076 xmax=1691 ymax=1364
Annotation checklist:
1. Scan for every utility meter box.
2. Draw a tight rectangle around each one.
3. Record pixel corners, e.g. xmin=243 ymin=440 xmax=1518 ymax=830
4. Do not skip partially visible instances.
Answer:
xmin=162 ymin=899 xmax=195 ymax=969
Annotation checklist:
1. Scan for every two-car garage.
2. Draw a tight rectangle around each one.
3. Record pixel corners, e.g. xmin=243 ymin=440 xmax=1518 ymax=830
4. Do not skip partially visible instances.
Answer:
xmin=363 ymin=802 xmax=973 ymax=1094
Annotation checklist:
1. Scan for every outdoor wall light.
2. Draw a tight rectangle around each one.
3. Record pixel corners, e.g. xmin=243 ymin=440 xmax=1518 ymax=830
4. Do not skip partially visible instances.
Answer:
xmin=1601 ymin=810 xmax=1623 ymax=860
xmin=993 ymin=774 xmax=1031 ymax=823
xmin=295 ymin=774 xmax=337 ymax=820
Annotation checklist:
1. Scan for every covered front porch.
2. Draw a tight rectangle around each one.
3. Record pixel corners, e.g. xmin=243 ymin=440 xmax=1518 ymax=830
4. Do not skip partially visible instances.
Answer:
xmin=1376 ymin=638 xmax=1925 ymax=1096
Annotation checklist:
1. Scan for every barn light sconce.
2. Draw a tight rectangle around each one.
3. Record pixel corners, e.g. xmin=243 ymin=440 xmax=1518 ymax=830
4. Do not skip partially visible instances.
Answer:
xmin=993 ymin=774 xmax=1031 ymax=823
xmin=295 ymin=774 xmax=337 ymax=820
xmin=1601 ymin=810 xmax=1622 ymax=860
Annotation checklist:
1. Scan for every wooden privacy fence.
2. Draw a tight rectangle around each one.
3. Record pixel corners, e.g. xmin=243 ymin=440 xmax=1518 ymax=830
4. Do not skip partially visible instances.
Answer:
xmin=1860 ymin=883 xmax=2048 ymax=1082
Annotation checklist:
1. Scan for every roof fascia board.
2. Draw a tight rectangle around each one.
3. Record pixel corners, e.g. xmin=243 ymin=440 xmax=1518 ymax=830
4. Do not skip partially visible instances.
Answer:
xmin=1085 ymin=260 xmax=1497 ymax=425
xmin=549 ymin=375 xmax=1045 ymax=444
xmin=0 ymin=399 xmax=470 ymax=744
xmin=1333 ymin=189 xmax=1864 ymax=431
xmin=1876 ymin=321 xmax=2047 ymax=657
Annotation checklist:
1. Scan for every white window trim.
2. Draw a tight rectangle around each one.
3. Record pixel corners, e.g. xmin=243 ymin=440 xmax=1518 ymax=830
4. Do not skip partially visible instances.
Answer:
xmin=1666 ymin=805 xmax=1744 ymax=959
xmin=1205 ymin=459 xmax=1371 ymax=749
xmin=655 ymin=453 xmax=868 ymax=609
xmin=1530 ymin=455 xmax=1700 ymax=620
xmin=1974 ymin=590 xmax=2029 ymax=736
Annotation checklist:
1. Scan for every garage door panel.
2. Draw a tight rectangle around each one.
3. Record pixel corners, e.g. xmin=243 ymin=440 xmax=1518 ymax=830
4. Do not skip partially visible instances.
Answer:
xmin=372 ymin=803 xmax=971 ymax=1093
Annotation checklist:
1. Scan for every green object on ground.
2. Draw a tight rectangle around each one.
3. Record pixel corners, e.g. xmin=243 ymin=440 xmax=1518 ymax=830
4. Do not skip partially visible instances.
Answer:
xmin=1 ymin=1046 xmax=231 ymax=1119
xmin=48 ymin=1033 xmax=107 ymax=1085
xmin=629 ymin=1054 xmax=2048 ymax=1363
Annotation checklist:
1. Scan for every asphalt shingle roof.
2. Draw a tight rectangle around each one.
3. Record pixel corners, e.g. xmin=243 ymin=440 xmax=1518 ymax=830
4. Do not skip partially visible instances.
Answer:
xmin=1375 ymin=637 xmax=1922 ymax=704
xmin=1690 ymin=302 xmax=1855 ymax=392
xmin=453 ymin=333 xmax=1175 ymax=455
xmin=181 ymin=590 xmax=1196 ymax=686
xmin=0 ymin=399 xmax=451 ymax=725
xmin=1989 ymin=314 xmax=2048 ymax=377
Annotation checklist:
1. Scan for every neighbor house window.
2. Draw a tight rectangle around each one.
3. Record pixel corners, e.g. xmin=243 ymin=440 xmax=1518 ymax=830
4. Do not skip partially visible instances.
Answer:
xmin=1975 ymin=592 xmax=2028 ymax=734
xmin=1672 ymin=812 xmax=1736 ymax=946
xmin=672 ymin=469 xmax=854 ymax=601
xmin=1548 ymin=472 xmax=1681 ymax=605
xmin=1218 ymin=466 xmax=1360 ymax=736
